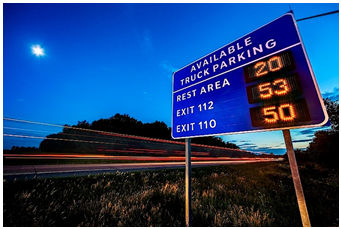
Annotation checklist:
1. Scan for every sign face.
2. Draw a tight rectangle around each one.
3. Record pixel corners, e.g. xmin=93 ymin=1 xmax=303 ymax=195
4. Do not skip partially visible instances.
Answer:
xmin=172 ymin=11 xmax=328 ymax=139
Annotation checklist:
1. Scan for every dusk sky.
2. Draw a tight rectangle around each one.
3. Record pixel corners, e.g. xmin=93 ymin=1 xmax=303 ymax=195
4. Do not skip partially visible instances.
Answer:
xmin=3 ymin=3 xmax=339 ymax=154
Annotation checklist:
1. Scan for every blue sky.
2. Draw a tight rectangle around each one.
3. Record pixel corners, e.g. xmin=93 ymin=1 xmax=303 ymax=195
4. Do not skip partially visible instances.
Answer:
xmin=3 ymin=3 xmax=339 ymax=154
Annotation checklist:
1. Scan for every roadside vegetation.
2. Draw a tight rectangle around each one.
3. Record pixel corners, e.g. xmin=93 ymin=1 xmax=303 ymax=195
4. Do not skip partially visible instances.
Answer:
xmin=4 ymin=99 xmax=338 ymax=226
xmin=3 ymin=161 xmax=338 ymax=227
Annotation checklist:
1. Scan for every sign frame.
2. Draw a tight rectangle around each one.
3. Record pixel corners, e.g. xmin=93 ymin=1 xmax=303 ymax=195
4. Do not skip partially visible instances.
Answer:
xmin=171 ymin=11 xmax=328 ymax=139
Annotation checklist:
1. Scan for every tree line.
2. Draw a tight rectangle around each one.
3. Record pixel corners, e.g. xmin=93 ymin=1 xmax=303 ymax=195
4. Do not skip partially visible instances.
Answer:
xmin=13 ymin=98 xmax=338 ymax=162
xmin=73 ymin=114 xmax=239 ymax=148
xmin=293 ymin=98 xmax=339 ymax=169
xmin=38 ymin=114 xmax=239 ymax=153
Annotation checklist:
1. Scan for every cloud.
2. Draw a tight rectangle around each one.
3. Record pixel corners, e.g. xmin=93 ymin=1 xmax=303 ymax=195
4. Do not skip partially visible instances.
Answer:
xmin=256 ymin=146 xmax=273 ymax=150
xmin=238 ymin=142 xmax=258 ymax=149
xmin=298 ymin=129 xmax=316 ymax=136
xmin=140 ymin=30 xmax=152 ymax=54
xmin=290 ymin=126 xmax=330 ymax=145
xmin=17 ymin=98 xmax=25 ymax=102
xmin=292 ymin=139 xmax=312 ymax=143
xmin=296 ymin=126 xmax=329 ymax=136
xmin=238 ymin=142 xmax=255 ymax=146
xmin=322 ymin=87 xmax=339 ymax=101
xmin=253 ymin=148 xmax=286 ymax=155
xmin=240 ymin=144 xmax=287 ymax=155
xmin=228 ymin=138 xmax=288 ymax=155
xmin=271 ymin=143 xmax=285 ymax=148
xmin=160 ymin=60 xmax=178 ymax=78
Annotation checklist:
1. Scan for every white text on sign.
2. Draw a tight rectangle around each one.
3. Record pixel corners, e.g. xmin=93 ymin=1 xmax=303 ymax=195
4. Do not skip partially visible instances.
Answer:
xmin=175 ymin=119 xmax=217 ymax=133
xmin=176 ymin=78 xmax=230 ymax=102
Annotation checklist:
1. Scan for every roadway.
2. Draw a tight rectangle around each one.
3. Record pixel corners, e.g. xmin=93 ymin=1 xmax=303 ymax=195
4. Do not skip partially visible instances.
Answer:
xmin=3 ymin=157 xmax=283 ymax=180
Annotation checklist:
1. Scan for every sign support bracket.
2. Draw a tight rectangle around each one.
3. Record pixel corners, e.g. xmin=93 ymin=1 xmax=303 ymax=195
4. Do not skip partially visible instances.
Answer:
xmin=282 ymin=129 xmax=311 ymax=227
xmin=185 ymin=138 xmax=192 ymax=227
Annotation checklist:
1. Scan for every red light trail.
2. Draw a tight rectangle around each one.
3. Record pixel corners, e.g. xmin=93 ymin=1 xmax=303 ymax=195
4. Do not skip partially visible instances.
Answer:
xmin=3 ymin=153 xmax=279 ymax=162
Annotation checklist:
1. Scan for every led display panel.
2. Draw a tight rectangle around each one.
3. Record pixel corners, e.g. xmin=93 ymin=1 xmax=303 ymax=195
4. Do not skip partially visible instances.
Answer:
xmin=171 ymin=11 xmax=328 ymax=139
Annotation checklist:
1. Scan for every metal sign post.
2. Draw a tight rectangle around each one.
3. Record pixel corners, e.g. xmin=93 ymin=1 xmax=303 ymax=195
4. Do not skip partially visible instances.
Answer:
xmin=185 ymin=138 xmax=192 ymax=227
xmin=282 ymin=129 xmax=311 ymax=227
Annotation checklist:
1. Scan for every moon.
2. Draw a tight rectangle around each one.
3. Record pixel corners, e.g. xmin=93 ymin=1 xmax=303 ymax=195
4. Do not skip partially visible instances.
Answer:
xmin=31 ymin=45 xmax=45 ymax=57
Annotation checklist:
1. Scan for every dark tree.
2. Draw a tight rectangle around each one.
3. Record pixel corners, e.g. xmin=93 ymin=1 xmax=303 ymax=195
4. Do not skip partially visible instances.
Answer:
xmin=304 ymin=99 xmax=339 ymax=168
xmin=143 ymin=121 xmax=171 ymax=140
xmin=11 ymin=146 xmax=19 ymax=151
xmin=39 ymin=113 xmax=241 ymax=152
xmin=306 ymin=130 xmax=338 ymax=168
xmin=75 ymin=120 xmax=91 ymax=129
xmin=192 ymin=136 xmax=239 ymax=149
xmin=91 ymin=113 xmax=143 ymax=136
xmin=11 ymin=146 xmax=39 ymax=152
xmin=323 ymin=98 xmax=339 ymax=132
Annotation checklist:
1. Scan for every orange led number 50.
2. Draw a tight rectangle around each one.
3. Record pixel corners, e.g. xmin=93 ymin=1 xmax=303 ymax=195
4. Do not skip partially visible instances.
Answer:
xmin=263 ymin=104 xmax=296 ymax=124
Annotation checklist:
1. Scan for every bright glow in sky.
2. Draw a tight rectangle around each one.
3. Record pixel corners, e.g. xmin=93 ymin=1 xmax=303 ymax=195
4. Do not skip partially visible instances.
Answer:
xmin=31 ymin=44 xmax=45 ymax=57
xmin=3 ymin=3 xmax=339 ymax=154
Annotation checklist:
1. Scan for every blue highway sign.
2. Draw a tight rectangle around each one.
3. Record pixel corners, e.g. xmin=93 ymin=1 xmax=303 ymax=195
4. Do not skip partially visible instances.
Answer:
xmin=172 ymin=11 xmax=328 ymax=139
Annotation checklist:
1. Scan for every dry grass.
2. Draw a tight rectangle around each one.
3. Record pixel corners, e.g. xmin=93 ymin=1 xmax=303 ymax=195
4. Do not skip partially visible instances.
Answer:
xmin=3 ymin=162 xmax=338 ymax=227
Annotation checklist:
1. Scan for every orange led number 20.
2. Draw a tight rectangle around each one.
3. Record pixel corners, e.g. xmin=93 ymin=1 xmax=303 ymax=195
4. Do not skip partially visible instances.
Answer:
xmin=255 ymin=55 xmax=283 ymax=77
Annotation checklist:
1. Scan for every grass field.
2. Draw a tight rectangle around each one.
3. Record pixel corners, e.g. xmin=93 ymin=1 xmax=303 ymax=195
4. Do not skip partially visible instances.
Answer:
xmin=3 ymin=161 xmax=338 ymax=227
